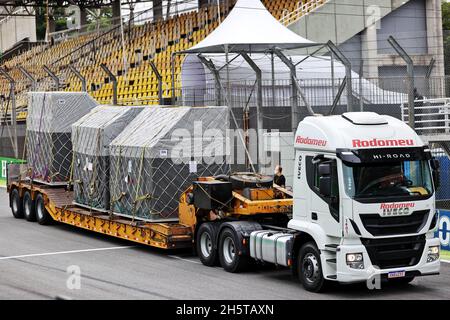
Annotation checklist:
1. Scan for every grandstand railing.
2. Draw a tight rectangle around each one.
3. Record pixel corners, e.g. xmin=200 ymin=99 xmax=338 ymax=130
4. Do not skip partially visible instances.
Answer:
xmin=280 ymin=0 xmax=328 ymax=26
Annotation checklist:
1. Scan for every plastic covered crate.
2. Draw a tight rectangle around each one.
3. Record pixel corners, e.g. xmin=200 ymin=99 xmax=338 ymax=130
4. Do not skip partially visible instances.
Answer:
xmin=109 ymin=106 xmax=230 ymax=222
xmin=72 ymin=105 xmax=145 ymax=211
xmin=26 ymin=92 xmax=97 ymax=184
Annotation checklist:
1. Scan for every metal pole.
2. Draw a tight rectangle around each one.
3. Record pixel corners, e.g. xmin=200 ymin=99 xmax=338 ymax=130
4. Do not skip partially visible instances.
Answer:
xmin=100 ymin=63 xmax=118 ymax=105
xmin=198 ymin=54 xmax=222 ymax=106
xmin=271 ymin=52 xmax=276 ymax=107
xmin=68 ymin=65 xmax=87 ymax=92
xmin=241 ymin=52 xmax=263 ymax=171
xmin=171 ymin=52 xmax=176 ymax=105
xmin=331 ymin=51 xmax=335 ymax=98
xmin=359 ymin=59 xmax=364 ymax=111
xmin=388 ymin=36 xmax=415 ymax=129
xmin=426 ymin=58 xmax=436 ymax=98
xmin=327 ymin=41 xmax=354 ymax=112
xmin=0 ymin=68 xmax=18 ymax=158
xmin=43 ymin=65 xmax=60 ymax=90
xmin=149 ymin=61 xmax=163 ymax=104
xmin=18 ymin=66 xmax=37 ymax=91
xmin=273 ymin=48 xmax=312 ymax=131
xmin=225 ymin=44 xmax=231 ymax=108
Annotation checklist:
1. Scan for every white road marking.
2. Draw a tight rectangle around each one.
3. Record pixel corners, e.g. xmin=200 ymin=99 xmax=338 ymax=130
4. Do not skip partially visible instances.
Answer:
xmin=0 ymin=246 xmax=135 ymax=261
xmin=168 ymin=255 xmax=201 ymax=264
xmin=441 ymin=259 xmax=450 ymax=264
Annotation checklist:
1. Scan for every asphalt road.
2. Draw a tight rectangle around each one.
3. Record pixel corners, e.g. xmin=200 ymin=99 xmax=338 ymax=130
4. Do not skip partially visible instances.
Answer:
xmin=0 ymin=189 xmax=449 ymax=300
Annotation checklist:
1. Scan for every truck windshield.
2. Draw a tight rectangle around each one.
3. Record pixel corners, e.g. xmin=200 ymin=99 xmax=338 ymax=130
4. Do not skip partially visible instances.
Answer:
xmin=342 ymin=160 xmax=433 ymax=200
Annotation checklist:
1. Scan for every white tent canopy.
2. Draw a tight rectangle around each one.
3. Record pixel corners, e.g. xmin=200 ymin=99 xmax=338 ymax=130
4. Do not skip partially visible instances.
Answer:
xmin=181 ymin=54 xmax=408 ymax=105
xmin=182 ymin=0 xmax=317 ymax=54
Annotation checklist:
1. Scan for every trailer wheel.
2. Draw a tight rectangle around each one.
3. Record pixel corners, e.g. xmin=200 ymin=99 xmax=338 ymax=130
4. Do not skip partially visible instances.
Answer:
xmin=196 ymin=223 xmax=219 ymax=266
xmin=10 ymin=188 xmax=24 ymax=219
xmin=35 ymin=193 xmax=52 ymax=225
xmin=298 ymin=242 xmax=329 ymax=292
xmin=218 ymin=228 xmax=249 ymax=273
xmin=23 ymin=191 xmax=36 ymax=222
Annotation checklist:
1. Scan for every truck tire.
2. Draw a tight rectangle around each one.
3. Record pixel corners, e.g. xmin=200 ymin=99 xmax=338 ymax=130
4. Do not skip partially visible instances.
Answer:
xmin=35 ymin=193 xmax=52 ymax=225
xmin=298 ymin=242 xmax=329 ymax=292
xmin=218 ymin=228 xmax=249 ymax=273
xmin=23 ymin=191 xmax=36 ymax=222
xmin=196 ymin=223 xmax=219 ymax=266
xmin=10 ymin=188 xmax=24 ymax=219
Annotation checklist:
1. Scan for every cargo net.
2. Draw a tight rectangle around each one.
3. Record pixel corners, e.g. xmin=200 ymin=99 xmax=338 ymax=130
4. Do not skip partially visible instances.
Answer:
xmin=109 ymin=106 xmax=231 ymax=222
xmin=25 ymin=92 xmax=97 ymax=184
xmin=73 ymin=153 xmax=110 ymax=211
xmin=71 ymin=106 xmax=145 ymax=211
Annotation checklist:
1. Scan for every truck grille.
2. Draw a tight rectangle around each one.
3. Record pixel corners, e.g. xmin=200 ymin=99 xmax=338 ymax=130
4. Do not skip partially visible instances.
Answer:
xmin=360 ymin=210 xmax=429 ymax=236
xmin=361 ymin=235 xmax=425 ymax=269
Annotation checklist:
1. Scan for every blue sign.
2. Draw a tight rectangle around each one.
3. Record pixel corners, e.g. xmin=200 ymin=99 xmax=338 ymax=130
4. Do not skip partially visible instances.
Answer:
xmin=435 ymin=210 xmax=450 ymax=251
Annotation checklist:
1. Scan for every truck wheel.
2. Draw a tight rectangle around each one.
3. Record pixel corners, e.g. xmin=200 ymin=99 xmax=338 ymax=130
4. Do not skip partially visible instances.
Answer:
xmin=23 ymin=191 xmax=36 ymax=222
xmin=219 ymin=228 xmax=249 ymax=273
xmin=298 ymin=242 xmax=329 ymax=292
xmin=35 ymin=193 xmax=52 ymax=225
xmin=10 ymin=188 xmax=24 ymax=219
xmin=196 ymin=223 xmax=219 ymax=266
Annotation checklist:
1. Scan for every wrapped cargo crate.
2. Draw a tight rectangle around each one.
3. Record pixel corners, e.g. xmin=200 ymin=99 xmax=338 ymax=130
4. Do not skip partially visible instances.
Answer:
xmin=109 ymin=106 xmax=230 ymax=222
xmin=72 ymin=105 xmax=145 ymax=211
xmin=26 ymin=92 xmax=97 ymax=184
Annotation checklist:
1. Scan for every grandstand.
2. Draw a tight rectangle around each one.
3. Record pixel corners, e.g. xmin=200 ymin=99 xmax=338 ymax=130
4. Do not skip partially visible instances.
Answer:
xmin=0 ymin=0 xmax=314 ymax=121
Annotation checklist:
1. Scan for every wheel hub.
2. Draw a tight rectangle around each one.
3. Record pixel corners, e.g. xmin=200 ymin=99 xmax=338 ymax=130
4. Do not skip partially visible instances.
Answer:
xmin=200 ymin=232 xmax=213 ymax=258
xmin=223 ymin=237 xmax=236 ymax=264
xmin=302 ymin=253 xmax=320 ymax=283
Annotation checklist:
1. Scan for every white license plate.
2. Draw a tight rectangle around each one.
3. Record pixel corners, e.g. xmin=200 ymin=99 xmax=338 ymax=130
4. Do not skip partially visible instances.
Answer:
xmin=388 ymin=271 xmax=406 ymax=279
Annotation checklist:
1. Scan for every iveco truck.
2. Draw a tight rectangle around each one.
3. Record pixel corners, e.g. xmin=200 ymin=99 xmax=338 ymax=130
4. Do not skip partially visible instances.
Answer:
xmin=8 ymin=112 xmax=441 ymax=292
xmin=244 ymin=111 xmax=441 ymax=291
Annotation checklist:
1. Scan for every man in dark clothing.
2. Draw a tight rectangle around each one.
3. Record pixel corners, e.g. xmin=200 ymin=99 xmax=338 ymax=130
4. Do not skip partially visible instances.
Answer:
xmin=273 ymin=165 xmax=286 ymax=188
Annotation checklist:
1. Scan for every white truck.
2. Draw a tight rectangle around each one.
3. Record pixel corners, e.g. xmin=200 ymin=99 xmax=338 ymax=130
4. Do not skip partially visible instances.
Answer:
xmin=246 ymin=112 xmax=441 ymax=291
xmin=8 ymin=111 xmax=441 ymax=293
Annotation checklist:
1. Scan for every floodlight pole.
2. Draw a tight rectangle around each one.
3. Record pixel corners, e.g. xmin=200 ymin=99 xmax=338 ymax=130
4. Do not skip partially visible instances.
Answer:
xmin=43 ymin=65 xmax=60 ymax=90
xmin=100 ymin=63 xmax=118 ymax=105
xmin=388 ymin=36 xmax=415 ymax=129
xmin=149 ymin=61 xmax=163 ymax=104
xmin=241 ymin=52 xmax=264 ymax=171
xmin=0 ymin=68 xmax=18 ymax=158
xmin=68 ymin=65 xmax=87 ymax=92
xmin=198 ymin=54 xmax=222 ymax=105
xmin=18 ymin=66 xmax=37 ymax=91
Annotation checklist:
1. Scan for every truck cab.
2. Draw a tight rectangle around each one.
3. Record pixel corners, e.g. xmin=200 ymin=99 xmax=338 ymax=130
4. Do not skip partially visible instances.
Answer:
xmin=289 ymin=112 xmax=440 ymax=290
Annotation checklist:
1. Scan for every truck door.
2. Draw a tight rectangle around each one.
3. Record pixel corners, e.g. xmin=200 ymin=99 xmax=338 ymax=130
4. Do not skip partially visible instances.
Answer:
xmin=306 ymin=155 xmax=341 ymax=237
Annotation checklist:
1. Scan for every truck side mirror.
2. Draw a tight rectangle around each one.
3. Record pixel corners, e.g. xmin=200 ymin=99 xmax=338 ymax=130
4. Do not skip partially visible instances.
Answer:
xmin=431 ymin=159 xmax=440 ymax=190
xmin=319 ymin=176 xmax=332 ymax=197
xmin=318 ymin=162 xmax=331 ymax=176
xmin=318 ymin=162 xmax=332 ymax=197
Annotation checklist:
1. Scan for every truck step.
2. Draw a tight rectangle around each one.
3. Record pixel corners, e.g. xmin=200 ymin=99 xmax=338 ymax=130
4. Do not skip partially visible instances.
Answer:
xmin=327 ymin=275 xmax=337 ymax=280
xmin=324 ymin=244 xmax=339 ymax=252
xmin=326 ymin=258 xmax=336 ymax=264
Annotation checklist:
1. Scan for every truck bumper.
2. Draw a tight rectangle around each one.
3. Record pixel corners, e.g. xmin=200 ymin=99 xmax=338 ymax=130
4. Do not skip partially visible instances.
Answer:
xmin=335 ymin=237 xmax=440 ymax=283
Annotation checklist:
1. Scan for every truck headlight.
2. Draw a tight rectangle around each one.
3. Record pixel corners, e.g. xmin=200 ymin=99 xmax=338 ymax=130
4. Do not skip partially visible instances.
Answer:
xmin=346 ymin=253 xmax=364 ymax=269
xmin=427 ymin=246 xmax=440 ymax=263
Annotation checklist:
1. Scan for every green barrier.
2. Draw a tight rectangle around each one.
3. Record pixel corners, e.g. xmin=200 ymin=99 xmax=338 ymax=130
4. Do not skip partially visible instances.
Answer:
xmin=0 ymin=157 xmax=25 ymax=187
